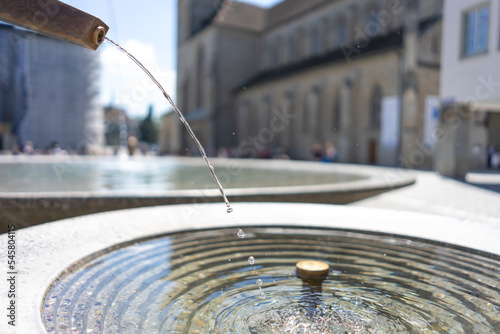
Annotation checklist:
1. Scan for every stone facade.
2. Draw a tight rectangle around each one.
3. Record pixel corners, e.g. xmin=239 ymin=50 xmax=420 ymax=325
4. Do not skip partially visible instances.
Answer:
xmin=437 ymin=0 xmax=500 ymax=175
xmin=104 ymin=106 xmax=137 ymax=148
xmin=158 ymin=111 xmax=182 ymax=155
xmin=177 ymin=0 xmax=442 ymax=166
xmin=0 ymin=24 xmax=103 ymax=152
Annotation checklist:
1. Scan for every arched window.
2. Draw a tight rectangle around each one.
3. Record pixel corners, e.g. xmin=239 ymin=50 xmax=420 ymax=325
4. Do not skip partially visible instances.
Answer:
xmin=303 ymin=88 xmax=320 ymax=134
xmin=288 ymin=34 xmax=299 ymax=63
xmin=298 ymin=27 xmax=306 ymax=59
xmin=302 ymin=95 xmax=310 ymax=134
xmin=249 ymin=101 xmax=258 ymax=137
xmin=370 ymin=85 xmax=382 ymax=128
xmin=196 ymin=46 xmax=205 ymax=109
xmin=276 ymin=37 xmax=284 ymax=66
xmin=310 ymin=26 xmax=320 ymax=55
xmin=238 ymin=100 xmax=250 ymax=139
xmin=334 ymin=16 xmax=347 ymax=46
xmin=182 ymin=79 xmax=189 ymax=112
xmin=320 ymin=17 xmax=329 ymax=51
xmin=269 ymin=40 xmax=277 ymax=67
xmin=260 ymin=96 xmax=271 ymax=130
xmin=333 ymin=89 xmax=341 ymax=131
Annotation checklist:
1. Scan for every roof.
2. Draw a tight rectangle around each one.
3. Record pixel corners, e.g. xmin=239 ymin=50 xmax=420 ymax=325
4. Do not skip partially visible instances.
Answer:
xmin=236 ymin=29 xmax=404 ymax=90
xmin=267 ymin=0 xmax=330 ymax=28
xmin=212 ymin=0 xmax=332 ymax=32
xmin=212 ymin=1 xmax=267 ymax=32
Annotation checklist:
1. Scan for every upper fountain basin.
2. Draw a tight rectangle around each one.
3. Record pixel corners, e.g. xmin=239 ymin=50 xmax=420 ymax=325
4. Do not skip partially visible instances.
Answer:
xmin=0 ymin=156 xmax=414 ymax=232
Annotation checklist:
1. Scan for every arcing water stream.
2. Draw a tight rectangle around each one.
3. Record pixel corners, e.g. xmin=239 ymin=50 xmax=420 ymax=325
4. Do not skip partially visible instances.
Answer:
xmin=105 ymin=37 xmax=233 ymax=213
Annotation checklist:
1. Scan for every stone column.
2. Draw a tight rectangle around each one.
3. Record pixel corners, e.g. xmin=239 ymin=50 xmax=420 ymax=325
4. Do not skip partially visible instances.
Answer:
xmin=435 ymin=105 xmax=469 ymax=177
xmin=309 ymin=86 xmax=320 ymax=140
xmin=338 ymin=77 xmax=352 ymax=162
xmin=400 ymin=0 xmax=419 ymax=166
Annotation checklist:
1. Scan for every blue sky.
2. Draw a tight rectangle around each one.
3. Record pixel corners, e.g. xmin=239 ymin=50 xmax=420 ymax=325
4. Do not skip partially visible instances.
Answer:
xmin=63 ymin=0 xmax=284 ymax=119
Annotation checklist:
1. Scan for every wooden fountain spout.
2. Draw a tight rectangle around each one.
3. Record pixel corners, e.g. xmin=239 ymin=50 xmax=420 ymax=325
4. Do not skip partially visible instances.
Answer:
xmin=0 ymin=0 xmax=108 ymax=50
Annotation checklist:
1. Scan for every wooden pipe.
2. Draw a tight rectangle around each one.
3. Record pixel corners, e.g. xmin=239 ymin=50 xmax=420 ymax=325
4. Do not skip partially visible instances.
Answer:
xmin=0 ymin=0 xmax=108 ymax=50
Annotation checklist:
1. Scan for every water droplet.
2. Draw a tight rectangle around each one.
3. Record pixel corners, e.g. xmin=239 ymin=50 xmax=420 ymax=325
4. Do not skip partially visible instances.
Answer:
xmin=260 ymin=290 xmax=266 ymax=299
xmin=256 ymin=279 xmax=263 ymax=287
xmin=237 ymin=228 xmax=246 ymax=238
xmin=248 ymin=256 xmax=255 ymax=265
xmin=228 ymin=259 xmax=231 ymax=262
xmin=227 ymin=206 xmax=233 ymax=213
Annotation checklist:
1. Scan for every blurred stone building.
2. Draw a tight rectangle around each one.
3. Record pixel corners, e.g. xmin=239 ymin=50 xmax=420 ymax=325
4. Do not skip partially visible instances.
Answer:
xmin=177 ymin=0 xmax=442 ymax=166
xmin=158 ymin=111 xmax=181 ymax=155
xmin=104 ymin=106 xmax=136 ymax=145
xmin=0 ymin=23 xmax=103 ymax=153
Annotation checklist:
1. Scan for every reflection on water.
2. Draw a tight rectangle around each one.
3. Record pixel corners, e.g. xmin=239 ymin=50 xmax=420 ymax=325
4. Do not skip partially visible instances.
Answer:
xmin=0 ymin=158 xmax=361 ymax=193
xmin=43 ymin=227 xmax=500 ymax=333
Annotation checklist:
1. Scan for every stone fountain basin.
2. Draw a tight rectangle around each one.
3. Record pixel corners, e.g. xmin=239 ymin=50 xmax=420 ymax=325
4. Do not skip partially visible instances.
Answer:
xmin=0 ymin=156 xmax=414 ymax=232
xmin=2 ymin=202 xmax=499 ymax=334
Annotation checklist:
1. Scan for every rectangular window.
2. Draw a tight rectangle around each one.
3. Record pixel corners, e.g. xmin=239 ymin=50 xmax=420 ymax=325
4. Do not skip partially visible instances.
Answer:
xmin=463 ymin=4 xmax=490 ymax=56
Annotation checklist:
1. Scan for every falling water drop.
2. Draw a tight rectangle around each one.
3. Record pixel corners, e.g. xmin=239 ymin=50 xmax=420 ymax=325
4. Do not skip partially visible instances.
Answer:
xmin=248 ymin=256 xmax=255 ymax=265
xmin=237 ymin=228 xmax=246 ymax=239
xmin=256 ymin=279 xmax=263 ymax=287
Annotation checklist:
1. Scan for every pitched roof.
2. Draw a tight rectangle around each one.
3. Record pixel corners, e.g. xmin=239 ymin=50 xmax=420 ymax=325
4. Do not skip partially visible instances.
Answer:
xmin=211 ymin=0 xmax=341 ymax=33
xmin=267 ymin=0 xmax=330 ymax=28
xmin=212 ymin=1 xmax=267 ymax=32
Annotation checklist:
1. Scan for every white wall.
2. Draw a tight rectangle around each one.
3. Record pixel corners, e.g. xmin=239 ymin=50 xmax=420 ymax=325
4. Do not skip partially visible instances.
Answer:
xmin=441 ymin=0 xmax=500 ymax=103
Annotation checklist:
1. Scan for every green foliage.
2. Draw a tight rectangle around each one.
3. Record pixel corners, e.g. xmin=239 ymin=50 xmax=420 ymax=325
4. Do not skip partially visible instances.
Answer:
xmin=139 ymin=106 xmax=158 ymax=143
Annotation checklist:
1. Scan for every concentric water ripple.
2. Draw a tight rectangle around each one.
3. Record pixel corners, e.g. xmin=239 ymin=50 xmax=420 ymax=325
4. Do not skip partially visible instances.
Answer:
xmin=43 ymin=227 xmax=500 ymax=333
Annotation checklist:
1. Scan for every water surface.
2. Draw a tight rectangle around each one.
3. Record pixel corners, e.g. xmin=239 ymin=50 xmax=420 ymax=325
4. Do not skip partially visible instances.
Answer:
xmin=0 ymin=158 xmax=360 ymax=193
xmin=43 ymin=227 xmax=500 ymax=333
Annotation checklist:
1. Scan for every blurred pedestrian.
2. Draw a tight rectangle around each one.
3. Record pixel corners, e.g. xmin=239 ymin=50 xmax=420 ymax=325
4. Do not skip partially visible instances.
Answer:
xmin=311 ymin=141 xmax=323 ymax=161
xmin=23 ymin=141 xmax=34 ymax=155
xmin=323 ymin=141 xmax=338 ymax=162
xmin=127 ymin=135 xmax=138 ymax=156
xmin=273 ymin=147 xmax=290 ymax=159
xmin=492 ymin=148 xmax=500 ymax=169
xmin=218 ymin=146 xmax=229 ymax=158
xmin=487 ymin=144 xmax=496 ymax=168
xmin=11 ymin=144 xmax=21 ymax=155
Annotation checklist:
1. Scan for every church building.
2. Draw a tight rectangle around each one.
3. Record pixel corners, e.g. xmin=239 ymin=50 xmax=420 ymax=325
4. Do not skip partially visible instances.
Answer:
xmin=177 ymin=0 xmax=442 ymax=167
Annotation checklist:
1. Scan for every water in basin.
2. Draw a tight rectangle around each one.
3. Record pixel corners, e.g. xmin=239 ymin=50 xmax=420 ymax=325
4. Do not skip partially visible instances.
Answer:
xmin=42 ymin=227 xmax=500 ymax=333
xmin=0 ymin=158 xmax=361 ymax=193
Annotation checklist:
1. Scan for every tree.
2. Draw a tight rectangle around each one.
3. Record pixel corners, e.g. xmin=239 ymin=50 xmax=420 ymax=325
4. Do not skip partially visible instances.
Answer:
xmin=139 ymin=105 xmax=158 ymax=143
